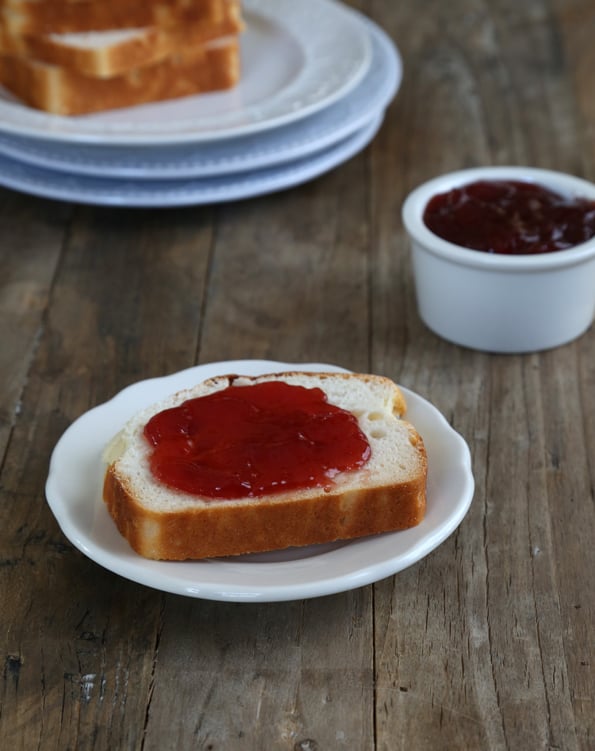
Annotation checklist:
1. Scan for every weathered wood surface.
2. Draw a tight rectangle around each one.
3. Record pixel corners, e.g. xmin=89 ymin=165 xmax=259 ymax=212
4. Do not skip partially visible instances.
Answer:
xmin=1 ymin=1 xmax=593 ymax=749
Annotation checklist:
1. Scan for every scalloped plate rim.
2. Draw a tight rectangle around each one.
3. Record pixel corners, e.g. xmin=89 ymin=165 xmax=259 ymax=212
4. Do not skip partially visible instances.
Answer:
xmin=45 ymin=360 xmax=475 ymax=602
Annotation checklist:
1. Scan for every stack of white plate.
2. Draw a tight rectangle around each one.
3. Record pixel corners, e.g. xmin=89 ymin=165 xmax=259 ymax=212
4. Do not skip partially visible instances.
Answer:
xmin=0 ymin=0 xmax=401 ymax=207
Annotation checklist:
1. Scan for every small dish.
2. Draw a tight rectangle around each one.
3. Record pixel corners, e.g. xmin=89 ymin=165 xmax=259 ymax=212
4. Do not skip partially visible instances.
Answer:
xmin=402 ymin=166 xmax=595 ymax=353
xmin=45 ymin=360 xmax=474 ymax=602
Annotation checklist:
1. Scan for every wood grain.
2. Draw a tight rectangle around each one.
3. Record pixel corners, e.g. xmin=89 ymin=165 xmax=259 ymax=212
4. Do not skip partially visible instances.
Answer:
xmin=0 ymin=193 xmax=69 ymax=459
xmin=369 ymin=0 xmax=594 ymax=748
xmin=1 ymin=0 xmax=594 ymax=749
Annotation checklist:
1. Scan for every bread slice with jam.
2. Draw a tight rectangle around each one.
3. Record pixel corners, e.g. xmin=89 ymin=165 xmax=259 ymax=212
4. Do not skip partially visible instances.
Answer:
xmin=102 ymin=372 xmax=428 ymax=560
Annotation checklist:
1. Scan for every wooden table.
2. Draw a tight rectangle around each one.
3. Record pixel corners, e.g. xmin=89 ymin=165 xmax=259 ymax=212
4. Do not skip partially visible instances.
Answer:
xmin=1 ymin=1 xmax=594 ymax=748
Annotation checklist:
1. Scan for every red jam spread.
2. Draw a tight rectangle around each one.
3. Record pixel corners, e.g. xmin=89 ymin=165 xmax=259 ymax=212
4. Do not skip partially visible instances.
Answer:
xmin=143 ymin=381 xmax=371 ymax=499
xmin=423 ymin=179 xmax=595 ymax=255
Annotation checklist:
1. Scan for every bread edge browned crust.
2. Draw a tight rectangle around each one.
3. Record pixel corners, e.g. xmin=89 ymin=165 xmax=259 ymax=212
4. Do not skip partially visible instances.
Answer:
xmin=0 ymin=0 xmax=232 ymax=36
xmin=203 ymin=371 xmax=409 ymax=416
xmin=11 ymin=5 xmax=243 ymax=79
xmin=0 ymin=38 xmax=240 ymax=115
xmin=103 ymin=455 xmax=427 ymax=561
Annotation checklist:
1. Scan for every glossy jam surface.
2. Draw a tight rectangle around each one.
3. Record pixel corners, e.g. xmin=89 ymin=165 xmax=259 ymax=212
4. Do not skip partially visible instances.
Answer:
xmin=143 ymin=381 xmax=371 ymax=499
xmin=423 ymin=179 xmax=595 ymax=255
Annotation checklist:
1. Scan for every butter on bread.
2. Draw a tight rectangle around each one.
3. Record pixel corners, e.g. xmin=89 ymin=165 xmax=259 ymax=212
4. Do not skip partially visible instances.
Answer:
xmin=102 ymin=372 xmax=428 ymax=561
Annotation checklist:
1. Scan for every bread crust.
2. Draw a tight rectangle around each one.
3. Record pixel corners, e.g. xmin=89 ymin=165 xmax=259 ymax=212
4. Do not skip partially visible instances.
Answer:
xmin=0 ymin=37 xmax=240 ymax=114
xmin=103 ymin=453 xmax=427 ymax=560
xmin=102 ymin=371 xmax=428 ymax=560
xmin=0 ymin=1 xmax=243 ymax=78
xmin=200 ymin=371 xmax=409 ymax=416
xmin=0 ymin=0 xmax=231 ymax=36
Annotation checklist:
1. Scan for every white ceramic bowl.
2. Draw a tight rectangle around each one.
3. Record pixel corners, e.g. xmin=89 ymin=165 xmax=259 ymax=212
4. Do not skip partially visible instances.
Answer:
xmin=402 ymin=166 xmax=595 ymax=353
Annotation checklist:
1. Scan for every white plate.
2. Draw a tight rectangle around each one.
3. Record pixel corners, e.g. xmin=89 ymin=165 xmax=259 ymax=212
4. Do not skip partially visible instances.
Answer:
xmin=0 ymin=113 xmax=383 ymax=206
xmin=0 ymin=0 xmax=371 ymax=145
xmin=0 ymin=19 xmax=399 ymax=179
xmin=45 ymin=360 xmax=474 ymax=602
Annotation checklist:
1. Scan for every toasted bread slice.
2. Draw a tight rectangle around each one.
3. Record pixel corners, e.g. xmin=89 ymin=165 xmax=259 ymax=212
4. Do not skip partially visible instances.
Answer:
xmin=102 ymin=372 xmax=428 ymax=561
xmin=0 ymin=35 xmax=240 ymax=115
xmin=0 ymin=0 xmax=232 ymax=36
xmin=0 ymin=0 xmax=242 ymax=78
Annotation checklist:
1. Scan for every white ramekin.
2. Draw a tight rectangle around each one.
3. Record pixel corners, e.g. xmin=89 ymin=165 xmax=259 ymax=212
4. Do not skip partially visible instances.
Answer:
xmin=401 ymin=166 xmax=595 ymax=353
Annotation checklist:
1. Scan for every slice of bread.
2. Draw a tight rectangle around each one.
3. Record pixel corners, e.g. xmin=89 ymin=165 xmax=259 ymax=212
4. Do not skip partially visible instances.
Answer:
xmin=0 ymin=1 xmax=242 ymax=78
xmin=0 ymin=0 xmax=231 ymax=36
xmin=0 ymin=34 xmax=240 ymax=114
xmin=102 ymin=372 xmax=428 ymax=561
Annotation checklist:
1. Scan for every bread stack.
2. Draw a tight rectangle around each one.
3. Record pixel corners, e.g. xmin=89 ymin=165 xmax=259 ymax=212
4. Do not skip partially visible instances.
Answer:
xmin=0 ymin=0 xmax=243 ymax=115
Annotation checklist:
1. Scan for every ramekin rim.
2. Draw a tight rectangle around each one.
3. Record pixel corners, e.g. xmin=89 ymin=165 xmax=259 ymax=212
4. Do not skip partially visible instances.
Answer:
xmin=401 ymin=166 xmax=595 ymax=271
